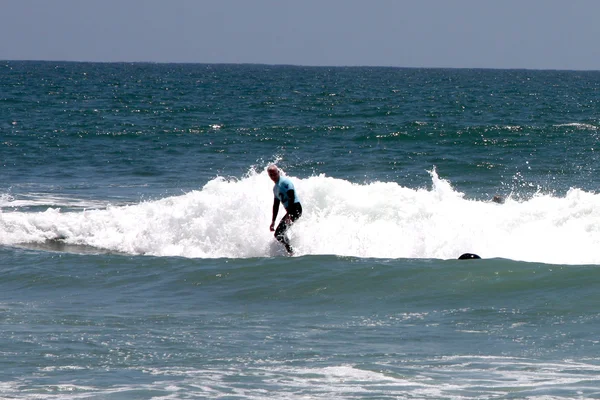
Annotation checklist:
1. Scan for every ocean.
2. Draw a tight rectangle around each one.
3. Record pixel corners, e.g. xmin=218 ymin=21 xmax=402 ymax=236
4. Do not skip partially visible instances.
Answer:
xmin=1 ymin=61 xmax=600 ymax=399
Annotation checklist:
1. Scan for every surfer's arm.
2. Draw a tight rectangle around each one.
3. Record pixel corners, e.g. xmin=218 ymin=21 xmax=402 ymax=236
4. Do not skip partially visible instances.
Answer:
xmin=270 ymin=198 xmax=280 ymax=231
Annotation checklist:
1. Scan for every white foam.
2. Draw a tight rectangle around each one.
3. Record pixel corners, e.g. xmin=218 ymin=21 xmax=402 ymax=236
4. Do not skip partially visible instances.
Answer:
xmin=2 ymin=168 xmax=600 ymax=264
xmin=0 ymin=193 xmax=110 ymax=209
xmin=130 ymin=359 xmax=600 ymax=399
xmin=554 ymin=122 xmax=598 ymax=130
xmin=3 ymin=359 xmax=600 ymax=399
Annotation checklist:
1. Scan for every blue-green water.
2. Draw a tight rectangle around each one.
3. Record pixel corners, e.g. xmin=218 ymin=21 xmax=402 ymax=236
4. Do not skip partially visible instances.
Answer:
xmin=2 ymin=61 xmax=600 ymax=398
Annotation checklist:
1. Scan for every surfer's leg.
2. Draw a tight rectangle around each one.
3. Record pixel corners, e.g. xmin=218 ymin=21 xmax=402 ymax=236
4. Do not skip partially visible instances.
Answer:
xmin=275 ymin=205 xmax=302 ymax=254
xmin=274 ymin=217 xmax=293 ymax=253
xmin=289 ymin=203 xmax=302 ymax=222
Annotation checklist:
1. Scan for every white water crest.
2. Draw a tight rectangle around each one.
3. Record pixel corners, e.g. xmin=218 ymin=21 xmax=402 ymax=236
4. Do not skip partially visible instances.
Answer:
xmin=2 ymin=168 xmax=600 ymax=264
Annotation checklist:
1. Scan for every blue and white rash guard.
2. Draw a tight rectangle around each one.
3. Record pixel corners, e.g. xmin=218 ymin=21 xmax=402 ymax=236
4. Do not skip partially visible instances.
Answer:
xmin=273 ymin=176 xmax=300 ymax=209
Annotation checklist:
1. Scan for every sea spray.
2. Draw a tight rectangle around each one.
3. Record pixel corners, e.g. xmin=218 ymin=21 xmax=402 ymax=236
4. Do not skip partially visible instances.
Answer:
xmin=2 ymin=169 xmax=600 ymax=264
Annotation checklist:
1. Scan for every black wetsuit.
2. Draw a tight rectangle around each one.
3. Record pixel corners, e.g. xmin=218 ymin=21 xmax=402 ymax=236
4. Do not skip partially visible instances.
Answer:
xmin=274 ymin=202 xmax=302 ymax=253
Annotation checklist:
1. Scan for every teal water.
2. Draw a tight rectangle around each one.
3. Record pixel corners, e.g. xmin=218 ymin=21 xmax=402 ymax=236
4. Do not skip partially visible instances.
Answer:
xmin=1 ymin=61 xmax=600 ymax=398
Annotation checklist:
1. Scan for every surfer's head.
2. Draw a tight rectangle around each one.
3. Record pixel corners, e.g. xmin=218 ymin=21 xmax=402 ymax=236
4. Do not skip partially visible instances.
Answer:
xmin=267 ymin=164 xmax=280 ymax=183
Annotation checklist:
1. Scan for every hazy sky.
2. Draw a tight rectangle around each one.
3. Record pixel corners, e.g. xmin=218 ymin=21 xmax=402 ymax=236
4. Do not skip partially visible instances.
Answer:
xmin=2 ymin=0 xmax=599 ymax=70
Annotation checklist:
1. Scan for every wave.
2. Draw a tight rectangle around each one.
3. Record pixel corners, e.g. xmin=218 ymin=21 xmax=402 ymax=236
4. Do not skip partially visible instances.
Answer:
xmin=2 ymin=168 xmax=600 ymax=264
xmin=554 ymin=122 xmax=599 ymax=131
xmin=0 ymin=193 xmax=112 ymax=210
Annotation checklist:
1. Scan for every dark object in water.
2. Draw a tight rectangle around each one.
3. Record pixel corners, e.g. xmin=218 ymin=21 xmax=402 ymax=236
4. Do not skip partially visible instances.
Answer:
xmin=492 ymin=195 xmax=505 ymax=204
xmin=458 ymin=253 xmax=481 ymax=260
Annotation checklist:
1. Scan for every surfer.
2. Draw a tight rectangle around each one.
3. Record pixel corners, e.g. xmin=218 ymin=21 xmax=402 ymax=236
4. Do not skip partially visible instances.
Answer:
xmin=267 ymin=164 xmax=302 ymax=255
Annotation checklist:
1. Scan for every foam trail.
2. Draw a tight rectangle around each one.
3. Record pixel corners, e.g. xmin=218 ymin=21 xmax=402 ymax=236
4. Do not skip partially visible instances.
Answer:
xmin=0 ymin=193 xmax=110 ymax=210
xmin=2 ymin=169 xmax=600 ymax=264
